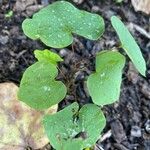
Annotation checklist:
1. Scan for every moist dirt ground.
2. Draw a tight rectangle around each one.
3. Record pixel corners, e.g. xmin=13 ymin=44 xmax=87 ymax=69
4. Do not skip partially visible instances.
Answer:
xmin=0 ymin=0 xmax=150 ymax=150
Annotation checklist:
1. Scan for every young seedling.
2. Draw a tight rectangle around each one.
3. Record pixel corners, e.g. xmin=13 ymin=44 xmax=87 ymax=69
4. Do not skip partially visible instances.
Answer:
xmin=34 ymin=49 xmax=63 ymax=65
xmin=17 ymin=1 xmax=146 ymax=150
xmin=87 ymin=16 xmax=146 ymax=107
xmin=18 ymin=50 xmax=67 ymax=110
xmin=22 ymin=1 xmax=104 ymax=48
xmin=18 ymin=0 xmax=105 ymax=110
xmin=43 ymin=102 xmax=106 ymax=150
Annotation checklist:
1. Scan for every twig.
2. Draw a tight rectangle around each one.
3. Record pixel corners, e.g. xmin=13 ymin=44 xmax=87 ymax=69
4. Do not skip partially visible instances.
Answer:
xmin=128 ymin=23 xmax=150 ymax=39
xmin=100 ymin=130 xmax=112 ymax=142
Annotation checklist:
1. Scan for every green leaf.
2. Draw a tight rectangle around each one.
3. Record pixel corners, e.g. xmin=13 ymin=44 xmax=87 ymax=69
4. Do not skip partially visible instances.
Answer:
xmin=111 ymin=16 xmax=146 ymax=76
xmin=87 ymin=50 xmax=125 ymax=106
xmin=22 ymin=1 xmax=105 ymax=48
xmin=34 ymin=49 xmax=63 ymax=65
xmin=18 ymin=61 xmax=67 ymax=110
xmin=5 ymin=10 xmax=13 ymax=18
xmin=43 ymin=102 xmax=106 ymax=150
xmin=60 ymin=139 xmax=83 ymax=150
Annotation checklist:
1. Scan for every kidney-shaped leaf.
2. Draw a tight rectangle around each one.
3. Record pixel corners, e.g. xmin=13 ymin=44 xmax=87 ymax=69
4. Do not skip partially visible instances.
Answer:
xmin=111 ymin=16 xmax=146 ymax=76
xmin=43 ymin=102 xmax=106 ymax=150
xmin=87 ymin=50 xmax=125 ymax=106
xmin=18 ymin=61 xmax=67 ymax=110
xmin=22 ymin=1 xmax=105 ymax=48
xmin=34 ymin=49 xmax=63 ymax=65
xmin=0 ymin=82 xmax=58 ymax=150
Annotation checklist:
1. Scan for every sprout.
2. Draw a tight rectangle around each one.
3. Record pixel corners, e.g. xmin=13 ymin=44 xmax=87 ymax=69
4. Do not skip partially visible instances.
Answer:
xmin=22 ymin=1 xmax=105 ymax=48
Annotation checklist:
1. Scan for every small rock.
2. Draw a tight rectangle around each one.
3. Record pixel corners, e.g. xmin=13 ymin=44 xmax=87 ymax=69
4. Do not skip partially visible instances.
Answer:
xmin=59 ymin=49 xmax=68 ymax=57
xmin=41 ymin=0 xmax=49 ymax=6
xmin=0 ymin=35 xmax=9 ymax=45
xmin=127 ymin=62 xmax=139 ymax=84
xmin=26 ymin=5 xmax=44 ymax=16
xmin=145 ymin=120 xmax=150 ymax=133
xmin=72 ymin=0 xmax=84 ymax=4
xmin=103 ymin=10 xmax=116 ymax=19
xmin=140 ymin=82 xmax=150 ymax=99
xmin=92 ymin=6 xmax=100 ymax=12
xmin=131 ymin=0 xmax=150 ymax=14
xmin=65 ymin=95 xmax=75 ymax=101
xmin=14 ymin=0 xmax=36 ymax=12
xmin=14 ymin=0 xmax=43 ymax=16
xmin=74 ymin=71 xmax=85 ymax=81
xmin=131 ymin=126 xmax=142 ymax=137
xmin=111 ymin=120 xmax=127 ymax=143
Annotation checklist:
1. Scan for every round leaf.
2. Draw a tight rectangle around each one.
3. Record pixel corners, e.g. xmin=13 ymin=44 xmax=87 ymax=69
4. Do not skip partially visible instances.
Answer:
xmin=43 ymin=102 xmax=106 ymax=150
xmin=111 ymin=16 xmax=146 ymax=76
xmin=18 ymin=61 xmax=67 ymax=110
xmin=22 ymin=1 xmax=105 ymax=48
xmin=87 ymin=50 xmax=125 ymax=106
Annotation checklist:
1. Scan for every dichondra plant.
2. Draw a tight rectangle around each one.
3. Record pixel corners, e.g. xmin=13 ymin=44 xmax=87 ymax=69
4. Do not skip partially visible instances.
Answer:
xmin=43 ymin=102 xmax=106 ymax=150
xmin=18 ymin=1 xmax=146 ymax=150
xmin=22 ymin=1 xmax=104 ymax=48
xmin=18 ymin=49 xmax=67 ymax=110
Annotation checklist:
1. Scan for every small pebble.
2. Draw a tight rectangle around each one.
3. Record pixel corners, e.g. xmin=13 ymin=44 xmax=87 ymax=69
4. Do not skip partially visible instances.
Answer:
xmin=131 ymin=126 xmax=142 ymax=137
xmin=92 ymin=6 xmax=100 ymax=12
xmin=59 ymin=49 xmax=68 ymax=57
xmin=74 ymin=71 xmax=85 ymax=81
xmin=72 ymin=0 xmax=84 ymax=4
xmin=65 ymin=95 xmax=75 ymax=101
xmin=0 ymin=35 xmax=9 ymax=44
xmin=41 ymin=0 xmax=49 ymax=6
xmin=145 ymin=120 xmax=150 ymax=133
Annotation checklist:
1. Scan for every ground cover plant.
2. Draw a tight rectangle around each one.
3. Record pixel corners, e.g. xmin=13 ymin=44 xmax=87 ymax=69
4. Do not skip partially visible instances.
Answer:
xmin=17 ymin=1 xmax=146 ymax=150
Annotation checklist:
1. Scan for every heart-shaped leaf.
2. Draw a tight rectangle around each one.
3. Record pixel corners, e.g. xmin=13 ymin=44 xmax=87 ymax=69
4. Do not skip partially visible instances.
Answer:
xmin=34 ymin=49 xmax=63 ymax=65
xmin=0 ymin=82 xmax=58 ymax=150
xmin=111 ymin=16 xmax=146 ymax=76
xmin=87 ymin=50 xmax=125 ymax=106
xmin=43 ymin=102 xmax=106 ymax=150
xmin=18 ymin=50 xmax=67 ymax=110
xmin=22 ymin=1 xmax=105 ymax=48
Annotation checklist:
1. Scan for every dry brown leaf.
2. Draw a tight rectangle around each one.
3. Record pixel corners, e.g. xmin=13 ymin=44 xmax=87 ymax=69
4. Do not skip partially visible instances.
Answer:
xmin=127 ymin=62 xmax=139 ymax=84
xmin=0 ymin=82 xmax=58 ymax=150
xmin=131 ymin=0 xmax=150 ymax=14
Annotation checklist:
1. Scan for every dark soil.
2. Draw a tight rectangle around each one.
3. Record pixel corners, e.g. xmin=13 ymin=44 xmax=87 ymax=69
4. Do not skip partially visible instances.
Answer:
xmin=0 ymin=0 xmax=150 ymax=150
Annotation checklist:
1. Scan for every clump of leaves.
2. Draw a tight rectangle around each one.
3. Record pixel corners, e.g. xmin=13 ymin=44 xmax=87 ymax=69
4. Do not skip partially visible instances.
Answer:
xmin=43 ymin=102 xmax=106 ymax=150
xmin=16 ymin=1 xmax=147 ymax=150
xmin=18 ymin=50 xmax=66 ymax=110
xmin=87 ymin=16 xmax=146 ymax=106
xmin=22 ymin=1 xmax=104 ymax=48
